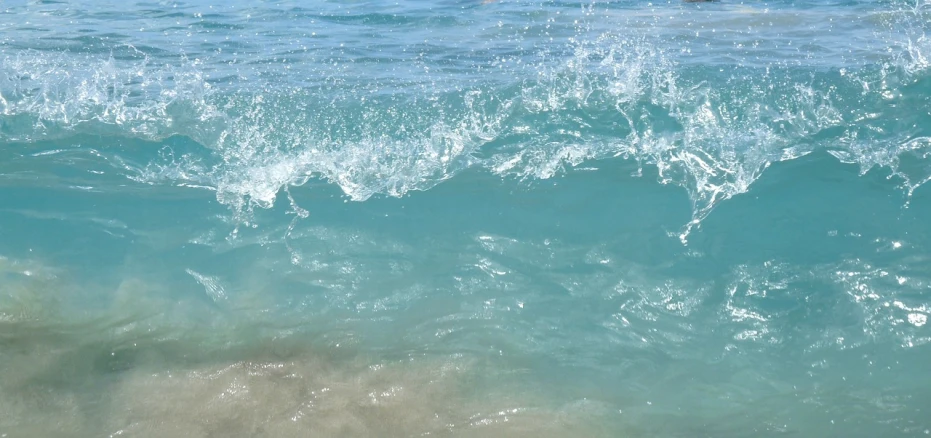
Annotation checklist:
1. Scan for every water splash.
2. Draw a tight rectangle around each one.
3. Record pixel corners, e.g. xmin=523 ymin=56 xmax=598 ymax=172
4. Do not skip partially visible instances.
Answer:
xmin=1 ymin=3 xmax=930 ymax=244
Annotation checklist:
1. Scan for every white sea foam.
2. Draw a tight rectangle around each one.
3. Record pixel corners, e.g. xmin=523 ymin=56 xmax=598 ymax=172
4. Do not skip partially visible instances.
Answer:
xmin=1 ymin=3 xmax=929 ymax=243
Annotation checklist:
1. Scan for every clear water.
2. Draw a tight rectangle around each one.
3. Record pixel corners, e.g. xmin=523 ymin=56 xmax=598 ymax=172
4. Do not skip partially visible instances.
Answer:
xmin=2 ymin=0 xmax=931 ymax=436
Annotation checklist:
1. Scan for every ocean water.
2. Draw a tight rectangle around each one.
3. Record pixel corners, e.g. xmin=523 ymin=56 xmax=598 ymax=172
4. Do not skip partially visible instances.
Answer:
xmin=2 ymin=0 xmax=931 ymax=436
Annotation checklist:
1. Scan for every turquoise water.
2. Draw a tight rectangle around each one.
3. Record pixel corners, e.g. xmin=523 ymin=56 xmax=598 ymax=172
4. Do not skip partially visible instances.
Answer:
xmin=2 ymin=0 xmax=931 ymax=436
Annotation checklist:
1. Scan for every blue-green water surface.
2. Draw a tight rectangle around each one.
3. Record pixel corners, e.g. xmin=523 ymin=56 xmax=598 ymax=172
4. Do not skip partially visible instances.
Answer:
xmin=2 ymin=1 xmax=931 ymax=436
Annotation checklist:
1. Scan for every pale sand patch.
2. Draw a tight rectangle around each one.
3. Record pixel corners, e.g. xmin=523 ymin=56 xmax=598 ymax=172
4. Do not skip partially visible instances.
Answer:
xmin=1 ymin=345 xmax=616 ymax=437
xmin=1 ymin=260 xmax=615 ymax=437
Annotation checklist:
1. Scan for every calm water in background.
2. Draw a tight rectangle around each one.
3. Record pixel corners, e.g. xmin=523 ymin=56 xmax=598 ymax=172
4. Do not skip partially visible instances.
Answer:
xmin=2 ymin=0 xmax=931 ymax=436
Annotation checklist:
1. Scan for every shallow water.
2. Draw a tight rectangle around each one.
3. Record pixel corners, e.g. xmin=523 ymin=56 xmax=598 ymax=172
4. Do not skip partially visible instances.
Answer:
xmin=2 ymin=0 xmax=931 ymax=436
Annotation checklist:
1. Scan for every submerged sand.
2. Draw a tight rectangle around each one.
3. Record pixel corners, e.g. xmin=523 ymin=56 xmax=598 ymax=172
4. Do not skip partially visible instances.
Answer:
xmin=1 ymin=340 xmax=618 ymax=437
xmin=0 ymin=261 xmax=613 ymax=437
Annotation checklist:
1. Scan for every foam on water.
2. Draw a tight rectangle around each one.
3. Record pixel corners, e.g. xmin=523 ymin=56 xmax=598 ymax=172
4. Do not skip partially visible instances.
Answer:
xmin=1 ymin=2 xmax=929 ymax=239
